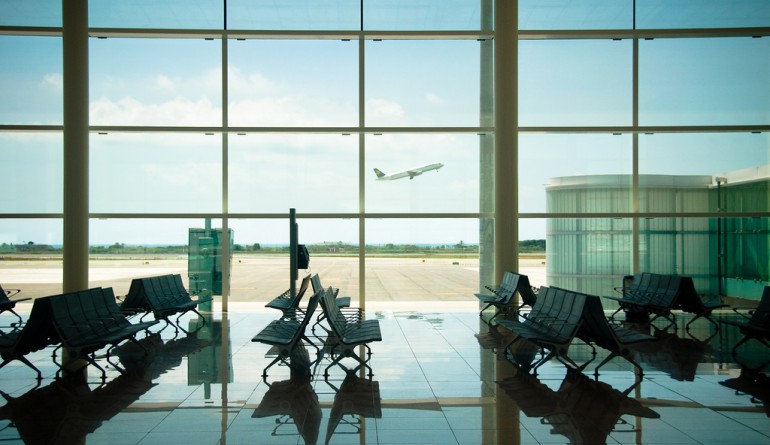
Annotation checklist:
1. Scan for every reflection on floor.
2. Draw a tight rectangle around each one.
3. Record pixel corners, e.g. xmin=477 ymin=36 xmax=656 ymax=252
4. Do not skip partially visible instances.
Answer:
xmin=0 ymin=301 xmax=768 ymax=445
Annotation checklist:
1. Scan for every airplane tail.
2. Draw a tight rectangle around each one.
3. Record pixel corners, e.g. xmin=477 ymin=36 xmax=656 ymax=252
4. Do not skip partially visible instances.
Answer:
xmin=373 ymin=168 xmax=386 ymax=179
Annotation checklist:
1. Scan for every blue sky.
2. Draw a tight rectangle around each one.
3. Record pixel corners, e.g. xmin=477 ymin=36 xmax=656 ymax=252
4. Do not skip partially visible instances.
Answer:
xmin=0 ymin=1 xmax=769 ymax=246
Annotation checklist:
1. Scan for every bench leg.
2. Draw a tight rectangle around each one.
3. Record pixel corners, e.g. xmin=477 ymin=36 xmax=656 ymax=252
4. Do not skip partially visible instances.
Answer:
xmin=105 ymin=344 xmax=126 ymax=374
xmin=261 ymin=354 xmax=285 ymax=380
xmin=7 ymin=308 xmax=24 ymax=327
xmin=177 ymin=309 xmax=206 ymax=335
xmin=0 ymin=356 xmax=42 ymax=381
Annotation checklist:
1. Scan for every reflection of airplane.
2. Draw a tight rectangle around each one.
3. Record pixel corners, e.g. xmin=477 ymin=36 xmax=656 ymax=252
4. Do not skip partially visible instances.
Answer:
xmin=373 ymin=163 xmax=444 ymax=180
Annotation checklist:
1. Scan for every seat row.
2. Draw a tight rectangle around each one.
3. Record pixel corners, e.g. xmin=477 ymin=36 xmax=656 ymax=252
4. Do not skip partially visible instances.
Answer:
xmin=0 ymin=287 xmax=158 ymax=381
xmin=496 ymin=285 xmax=656 ymax=375
xmin=604 ymin=272 xmax=727 ymax=329
xmin=0 ymin=273 xmax=207 ymax=381
xmin=253 ymin=274 xmax=381 ymax=380
xmin=479 ymin=271 xmax=770 ymax=375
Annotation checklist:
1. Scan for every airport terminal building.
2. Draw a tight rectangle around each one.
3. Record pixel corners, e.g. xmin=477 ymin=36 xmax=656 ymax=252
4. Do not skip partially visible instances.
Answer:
xmin=547 ymin=166 xmax=770 ymax=301
xmin=0 ymin=3 xmax=769 ymax=445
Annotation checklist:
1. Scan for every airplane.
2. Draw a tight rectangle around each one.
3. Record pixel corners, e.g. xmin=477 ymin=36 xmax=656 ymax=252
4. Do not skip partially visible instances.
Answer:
xmin=373 ymin=163 xmax=444 ymax=180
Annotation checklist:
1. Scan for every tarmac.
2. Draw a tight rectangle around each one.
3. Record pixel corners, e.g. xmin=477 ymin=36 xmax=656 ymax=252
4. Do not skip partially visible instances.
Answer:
xmin=0 ymin=255 xmax=547 ymax=303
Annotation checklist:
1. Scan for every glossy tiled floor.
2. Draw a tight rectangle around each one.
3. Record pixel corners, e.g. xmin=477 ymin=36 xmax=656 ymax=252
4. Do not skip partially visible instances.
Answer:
xmin=0 ymin=301 xmax=768 ymax=444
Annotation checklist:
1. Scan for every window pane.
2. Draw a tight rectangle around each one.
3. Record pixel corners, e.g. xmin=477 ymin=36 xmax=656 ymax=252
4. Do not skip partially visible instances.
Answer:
xmin=228 ymin=218 xmax=359 ymax=301
xmin=89 ymin=0 xmax=224 ymax=29
xmin=516 ymin=217 xmax=548 ymax=289
xmin=366 ymin=40 xmax=481 ymax=127
xmin=366 ymin=134 xmax=480 ymax=213
xmin=228 ymin=40 xmax=357 ymax=127
xmin=640 ymin=133 xmax=770 ymax=177
xmin=228 ymin=0 xmax=359 ymax=31
xmin=547 ymin=217 xmax=632 ymax=298
xmin=639 ymin=37 xmax=770 ymax=126
xmin=0 ymin=0 xmax=61 ymax=27
xmin=722 ymin=217 xmax=770 ymax=298
xmin=90 ymin=218 xmax=220 ymax=297
xmin=90 ymin=133 xmax=222 ymax=213
xmin=0 ymin=218 xmax=62 ymax=299
xmin=520 ymin=134 xmax=632 ymax=213
xmin=0 ymin=36 xmax=62 ymax=125
xmin=637 ymin=0 xmax=770 ymax=29
xmin=0 ymin=133 xmax=62 ymax=213
xmin=519 ymin=39 xmax=632 ymax=127
xmin=638 ymin=216 xmax=712 ymax=288
xmin=639 ymin=132 xmax=770 ymax=213
xmin=519 ymin=0 xmax=632 ymax=30
xmin=90 ymin=38 xmax=221 ymax=126
xmin=365 ymin=218 xmax=480 ymax=301
xmin=229 ymin=134 xmax=358 ymax=213
xmin=364 ymin=0 xmax=487 ymax=31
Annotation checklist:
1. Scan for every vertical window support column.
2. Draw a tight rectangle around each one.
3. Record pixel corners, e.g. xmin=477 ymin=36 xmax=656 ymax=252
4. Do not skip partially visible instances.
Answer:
xmin=221 ymin=30 xmax=230 ymax=312
xmin=358 ymin=33 xmax=366 ymax=311
xmin=632 ymin=37 xmax=640 ymax=273
xmin=494 ymin=0 xmax=519 ymax=280
xmin=62 ymin=0 xmax=89 ymax=293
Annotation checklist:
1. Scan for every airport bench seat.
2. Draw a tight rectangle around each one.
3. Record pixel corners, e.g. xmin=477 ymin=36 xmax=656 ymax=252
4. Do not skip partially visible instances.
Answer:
xmin=265 ymin=274 xmax=311 ymax=319
xmin=497 ymin=286 xmax=586 ymax=373
xmin=721 ymin=286 xmax=770 ymax=355
xmin=121 ymin=274 xmax=207 ymax=335
xmin=476 ymin=271 xmax=538 ymax=324
xmin=0 ymin=284 xmax=31 ymax=326
xmin=253 ymin=291 xmax=321 ymax=379
xmin=319 ymin=287 xmax=381 ymax=378
xmin=575 ymin=291 xmax=656 ymax=376
xmin=604 ymin=273 xmax=726 ymax=329
xmin=49 ymin=287 xmax=158 ymax=379
xmin=0 ymin=297 xmax=58 ymax=380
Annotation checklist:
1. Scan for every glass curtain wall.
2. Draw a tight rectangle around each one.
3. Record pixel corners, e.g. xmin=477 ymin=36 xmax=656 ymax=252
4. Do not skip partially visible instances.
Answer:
xmin=519 ymin=0 xmax=770 ymax=302
xmin=0 ymin=0 xmax=494 ymax=303
xmin=1 ymin=0 xmax=768 ymax=304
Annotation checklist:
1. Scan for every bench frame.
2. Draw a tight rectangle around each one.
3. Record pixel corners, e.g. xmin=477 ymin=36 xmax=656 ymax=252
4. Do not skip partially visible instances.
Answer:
xmin=252 ymin=291 xmax=321 ymax=380
xmin=498 ymin=286 xmax=586 ymax=374
xmin=318 ymin=287 xmax=381 ymax=378
xmin=476 ymin=271 xmax=538 ymax=324
xmin=49 ymin=287 xmax=158 ymax=380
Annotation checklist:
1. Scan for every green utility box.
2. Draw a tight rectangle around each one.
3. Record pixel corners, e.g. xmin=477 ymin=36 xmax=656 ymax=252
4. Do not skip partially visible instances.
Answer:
xmin=188 ymin=227 xmax=233 ymax=296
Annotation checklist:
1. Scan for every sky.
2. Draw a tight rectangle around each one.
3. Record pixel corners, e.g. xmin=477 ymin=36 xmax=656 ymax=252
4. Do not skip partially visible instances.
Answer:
xmin=0 ymin=1 xmax=768 ymax=247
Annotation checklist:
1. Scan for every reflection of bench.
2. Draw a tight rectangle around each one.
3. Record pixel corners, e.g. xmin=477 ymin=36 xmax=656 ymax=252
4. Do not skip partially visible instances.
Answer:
xmin=476 ymin=271 xmax=538 ymax=323
xmin=576 ymin=292 xmax=656 ymax=376
xmin=325 ymin=373 xmax=382 ymax=444
xmin=632 ymin=330 xmax=711 ymax=381
xmin=121 ymin=274 xmax=207 ymax=335
xmin=604 ymin=273 xmax=726 ymax=328
xmin=0 ymin=297 xmax=58 ymax=380
xmin=252 ymin=376 xmax=321 ymax=444
xmin=0 ymin=284 xmax=30 ymax=326
xmin=498 ymin=369 xmax=659 ymax=444
xmin=721 ymin=286 xmax=770 ymax=357
xmin=0 ymin=333 xmax=210 ymax=445
xmin=49 ymin=287 xmax=158 ymax=380
xmin=265 ymin=274 xmax=311 ymax=319
xmin=252 ymin=291 xmax=320 ymax=379
xmin=497 ymin=286 xmax=586 ymax=373
xmin=319 ymin=287 xmax=381 ymax=377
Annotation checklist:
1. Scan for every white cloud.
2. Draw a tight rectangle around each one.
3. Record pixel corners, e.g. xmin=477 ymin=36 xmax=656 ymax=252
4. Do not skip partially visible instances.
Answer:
xmin=228 ymin=67 xmax=278 ymax=97
xmin=155 ymin=74 xmax=175 ymax=91
xmin=425 ymin=92 xmax=446 ymax=105
xmin=90 ymin=96 xmax=221 ymax=126
xmin=41 ymin=73 xmax=63 ymax=91
xmin=365 ymin=98 xmax=405 ymax=125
